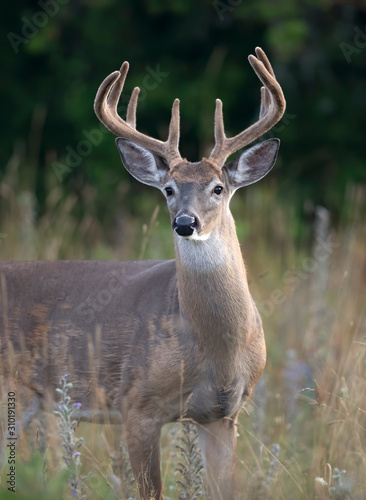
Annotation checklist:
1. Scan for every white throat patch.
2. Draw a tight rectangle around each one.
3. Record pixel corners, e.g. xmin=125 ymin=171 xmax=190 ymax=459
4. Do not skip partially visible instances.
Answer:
xmin=176 ymin=232 xmax=226 ymax=270
xmin=185 ymin=231 xmax=211 ymax=242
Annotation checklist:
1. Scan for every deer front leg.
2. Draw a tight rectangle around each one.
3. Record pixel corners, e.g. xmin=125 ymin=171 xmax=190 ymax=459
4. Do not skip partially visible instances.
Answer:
xmin=126 ymin=413 xmax=163 ymax=500
xmin=197 ymin=416 xmax=238 ymax=500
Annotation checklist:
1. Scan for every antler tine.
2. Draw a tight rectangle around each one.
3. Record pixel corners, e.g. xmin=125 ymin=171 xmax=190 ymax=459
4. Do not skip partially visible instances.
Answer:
xmin=214 ymin=99 xmax=226 ymax=147
xmin=126 ymin=87 xmax=140 ymax=129
xmin=257 ymin=46 xmax=274 ymax=118
xmin=209 ymin=99 xmax=226 ymax=161
xmin=108 ymin=62 xmax=129 ymax=110
xmin=255 ymin=46 xmax=275 ymax=77
xmin=208 ymin=48 xmax=286 ymax=167
xmin=94 ymin=63 xmax=182 ymax=166
xmin=249 ymin=54 xmax=285 ymax=113
xmin=94 ymin=70 xmax=122 ymax=125
xmin=259 ymin=86 xmax=271 ymax=119
xmin=167 ymin=99 xmax=180 ymax=152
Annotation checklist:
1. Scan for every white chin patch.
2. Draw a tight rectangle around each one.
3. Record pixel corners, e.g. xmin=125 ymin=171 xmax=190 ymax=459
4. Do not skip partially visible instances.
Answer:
xmin=185 ymin=231 xmax=211 ymax=241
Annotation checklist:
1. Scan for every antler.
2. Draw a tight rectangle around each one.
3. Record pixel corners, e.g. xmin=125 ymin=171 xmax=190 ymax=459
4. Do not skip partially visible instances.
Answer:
xmin=95 ymin=49 xmax=285 ymax=169
xmin=209 ymin=47 xmax=286 ymax=167
xmin=94 ymin=62 xmax=183 ymax=167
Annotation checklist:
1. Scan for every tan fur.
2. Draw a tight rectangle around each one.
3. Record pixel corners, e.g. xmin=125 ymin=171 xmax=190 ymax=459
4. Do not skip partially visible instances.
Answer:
xmin=170 ymin=159 xmax=222 ymax=183
xmin=1 ymin=47 xmax=286 ymax=500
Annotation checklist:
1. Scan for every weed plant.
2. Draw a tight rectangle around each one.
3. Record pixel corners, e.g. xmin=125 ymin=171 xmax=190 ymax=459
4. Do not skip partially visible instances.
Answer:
xmin=0 ymin=153 xmax=365 ymax=498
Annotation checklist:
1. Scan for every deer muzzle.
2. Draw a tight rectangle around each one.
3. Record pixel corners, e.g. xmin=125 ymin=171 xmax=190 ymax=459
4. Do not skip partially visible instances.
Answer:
xmin=173 ymin=214 xmax=197 ymax=237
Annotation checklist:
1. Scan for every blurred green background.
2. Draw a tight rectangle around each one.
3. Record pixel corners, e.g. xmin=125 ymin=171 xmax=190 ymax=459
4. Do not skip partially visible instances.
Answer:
xmin=2 ymin=0 xmax=366 ymax=253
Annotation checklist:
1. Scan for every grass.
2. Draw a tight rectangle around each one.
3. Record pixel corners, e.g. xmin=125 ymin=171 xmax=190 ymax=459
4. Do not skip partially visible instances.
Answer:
xmin=0 ymin=151 xmax=365 ymax=499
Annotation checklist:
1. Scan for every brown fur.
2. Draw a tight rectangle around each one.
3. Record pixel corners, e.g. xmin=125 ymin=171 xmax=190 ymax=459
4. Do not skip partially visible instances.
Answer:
xmin=1 ymin=47 xmax=286 ymax=500
xmin=0 ymin=173 xmax=265 ymax=500
xmin=170 ymin=159 xmax=222 ymax=183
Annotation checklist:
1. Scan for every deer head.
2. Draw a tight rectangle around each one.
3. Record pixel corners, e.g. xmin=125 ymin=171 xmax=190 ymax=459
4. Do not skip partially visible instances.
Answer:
xmin=94 ymin=48 xmax=286 ymax=241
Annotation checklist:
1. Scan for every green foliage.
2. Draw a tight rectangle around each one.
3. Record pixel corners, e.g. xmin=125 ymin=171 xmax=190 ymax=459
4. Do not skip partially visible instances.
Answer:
xmin=0 ymin=452 xmax=70 ymax=499
xmin=315 ymin=466 xmax=353 ymax=500
xmin=175 ymin=423 xmax=204 ymax=500
xmin=2 ymin=0 xmax=366 ymax=224
xmin=54 ymin=375 xmax=86 ymax=499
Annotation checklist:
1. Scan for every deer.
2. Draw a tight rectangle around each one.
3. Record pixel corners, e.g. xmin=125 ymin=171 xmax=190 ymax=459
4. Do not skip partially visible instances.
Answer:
xmin=0 ymin=47 xmax=285 ymax=499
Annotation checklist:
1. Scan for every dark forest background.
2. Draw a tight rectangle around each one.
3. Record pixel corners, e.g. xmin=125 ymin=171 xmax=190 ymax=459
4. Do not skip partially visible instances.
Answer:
xmin=1 ymin=0 xmax=366 ymax=252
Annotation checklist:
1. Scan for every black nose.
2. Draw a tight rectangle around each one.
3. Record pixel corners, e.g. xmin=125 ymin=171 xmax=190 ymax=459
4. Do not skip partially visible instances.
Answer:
xmin=173 ymin=214 xmax=197 ymax=237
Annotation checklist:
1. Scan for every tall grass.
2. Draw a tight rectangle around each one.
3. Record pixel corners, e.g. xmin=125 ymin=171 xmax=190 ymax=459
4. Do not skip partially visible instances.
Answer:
xmin=0 ymin=150 xmax=365 ymax=499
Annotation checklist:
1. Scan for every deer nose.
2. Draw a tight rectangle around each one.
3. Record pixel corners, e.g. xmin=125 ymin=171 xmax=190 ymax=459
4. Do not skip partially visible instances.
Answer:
xmin=173 ymin=214 xmax=197 ymax=237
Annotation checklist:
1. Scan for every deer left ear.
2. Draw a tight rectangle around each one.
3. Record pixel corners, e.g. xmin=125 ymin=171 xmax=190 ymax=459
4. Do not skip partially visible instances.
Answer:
xmin=224 ymin=138 xmax=280 ymax=189
xmin=115 ymin=137 xmax=168 ymax=188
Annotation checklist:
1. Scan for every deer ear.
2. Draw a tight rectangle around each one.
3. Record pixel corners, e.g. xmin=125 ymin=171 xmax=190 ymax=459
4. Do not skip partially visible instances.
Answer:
xmin=224 ymin=138 xmax=280 ymax=189
xmin=115 ymin=138 xmax=168 ymax=188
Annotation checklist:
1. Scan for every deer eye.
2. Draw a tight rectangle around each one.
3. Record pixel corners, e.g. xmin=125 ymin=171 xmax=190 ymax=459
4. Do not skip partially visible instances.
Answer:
xmin=213 ymin=186 xmax=223 ymax=195
xmin=165 ymin=187 xmax=174 ymax=197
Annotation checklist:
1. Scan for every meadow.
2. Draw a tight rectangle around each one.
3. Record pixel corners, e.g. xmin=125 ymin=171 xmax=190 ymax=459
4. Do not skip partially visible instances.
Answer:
xmin=0 ymin=149 xmax=365 ymax=499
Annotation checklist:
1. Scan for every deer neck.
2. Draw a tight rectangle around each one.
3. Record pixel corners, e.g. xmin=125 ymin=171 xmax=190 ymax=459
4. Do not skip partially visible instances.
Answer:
xmin=174 ymin=212 xmax=255 ymax=377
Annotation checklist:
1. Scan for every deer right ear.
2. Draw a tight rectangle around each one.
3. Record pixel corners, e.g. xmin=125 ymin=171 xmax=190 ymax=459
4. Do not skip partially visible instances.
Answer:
xmin=115 ymin=138 xmax=168 ymax=188
xmin=224 ymin=139 xmax=280 ymax=190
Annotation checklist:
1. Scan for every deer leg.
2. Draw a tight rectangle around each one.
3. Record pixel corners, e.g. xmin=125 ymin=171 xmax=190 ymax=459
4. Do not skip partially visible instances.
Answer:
xmin=126 ymin=414 xmax=163 ymax=500
xmin=197 ymin=416 xmax=238 ymax=500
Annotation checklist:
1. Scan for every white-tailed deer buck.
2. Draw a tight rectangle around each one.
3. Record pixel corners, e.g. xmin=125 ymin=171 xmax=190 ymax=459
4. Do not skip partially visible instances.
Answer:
xmin=0 ymin=47 xmax=285 ymax=499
